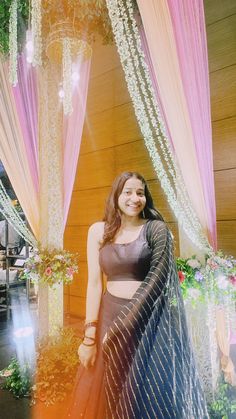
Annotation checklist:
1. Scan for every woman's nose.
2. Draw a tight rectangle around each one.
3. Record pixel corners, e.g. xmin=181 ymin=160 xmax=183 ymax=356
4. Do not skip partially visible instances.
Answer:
xmin=130 ymin=193 xmax=140 ymax=202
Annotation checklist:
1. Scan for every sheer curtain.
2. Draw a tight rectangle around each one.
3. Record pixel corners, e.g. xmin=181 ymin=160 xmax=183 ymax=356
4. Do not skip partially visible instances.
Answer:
xmin=12 ymin=53 xmax=39 ymax=194
xmin=137 ymin=0 xmax=216 ymax=250
xmin=0 ymin=59 xmax=39 ymax=238
xmin=63 ymin=58 xmax=91 ymax=226
xmin=0 ymin=53 xmax=91 ymax=236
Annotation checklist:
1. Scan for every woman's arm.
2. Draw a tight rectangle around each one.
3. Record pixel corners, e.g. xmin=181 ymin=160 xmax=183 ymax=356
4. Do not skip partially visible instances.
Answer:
xmin=85 ymin=222 xmax=104 ymax=334
xmin=78 ymin=222 xmax=104 ymax=368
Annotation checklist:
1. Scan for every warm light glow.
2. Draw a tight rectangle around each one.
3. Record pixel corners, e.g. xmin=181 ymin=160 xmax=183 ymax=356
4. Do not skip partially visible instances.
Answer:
xmin=58 ymin=88 xmax=65 ymax=99
xmin=26 ymin=40 xmax=34 ymax=53
xmin=13 ymin=326 xmax=34 ymax=338
xmin=71 ymin=71 xmax=80 ymax=83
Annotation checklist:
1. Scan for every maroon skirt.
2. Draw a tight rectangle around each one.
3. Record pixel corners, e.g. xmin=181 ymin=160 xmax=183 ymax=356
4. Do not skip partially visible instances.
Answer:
xmin=66 ymin=291 xmax=130 ymax=419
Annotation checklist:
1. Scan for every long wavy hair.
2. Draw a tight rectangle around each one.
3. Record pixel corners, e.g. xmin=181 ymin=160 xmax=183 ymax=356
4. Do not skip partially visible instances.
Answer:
xmin=101 ymin=172 xmax=164 ymax=248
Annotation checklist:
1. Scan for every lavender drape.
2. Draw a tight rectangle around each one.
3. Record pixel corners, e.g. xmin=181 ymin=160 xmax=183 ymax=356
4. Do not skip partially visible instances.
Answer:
xmin=63 ymin=58 xmax=91 ymax=226
xmin=12 ymin=53 xmax=39 ymax=194
xmin=167 ymin=0 xmax=217 ymax=249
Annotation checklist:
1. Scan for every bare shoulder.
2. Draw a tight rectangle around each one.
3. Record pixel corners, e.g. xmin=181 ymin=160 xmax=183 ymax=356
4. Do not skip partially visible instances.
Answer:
xmin=88 ymin=222 xmax=105 ymax=241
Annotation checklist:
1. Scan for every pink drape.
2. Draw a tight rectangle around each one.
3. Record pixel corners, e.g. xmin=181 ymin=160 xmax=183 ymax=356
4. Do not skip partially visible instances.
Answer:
xmin=0 ymin=60 xmax=39 ymax=237
xmin=167 ymin=0 xmax=217 ymax=249
xmin=0 ymin=53 xmax=90 ymax=235
xmin=63 ymin=58 xmax=91 ymax=226
xmin=12 ymin=53 xmax=39 ymax=194
xmin=137 ymin=0 xmax=217 ymax=249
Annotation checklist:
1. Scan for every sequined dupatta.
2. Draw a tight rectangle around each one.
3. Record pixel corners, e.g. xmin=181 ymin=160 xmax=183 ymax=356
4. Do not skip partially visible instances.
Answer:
xmin=103 ymin=220 xmax=209 ymax=419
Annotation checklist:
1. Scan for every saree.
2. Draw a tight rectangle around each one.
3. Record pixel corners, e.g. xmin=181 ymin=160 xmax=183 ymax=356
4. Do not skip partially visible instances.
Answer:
xmin=103 ymin=220 xmax=209 ymax=418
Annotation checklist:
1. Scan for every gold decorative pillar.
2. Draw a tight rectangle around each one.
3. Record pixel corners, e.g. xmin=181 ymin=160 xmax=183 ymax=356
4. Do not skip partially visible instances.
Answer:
xmin=38 ymin=62 xmax=64 ymax=337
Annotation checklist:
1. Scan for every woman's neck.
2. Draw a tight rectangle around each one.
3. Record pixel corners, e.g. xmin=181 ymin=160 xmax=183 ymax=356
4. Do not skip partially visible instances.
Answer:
xmin=120 ymin=216 xmax=144 ymax=230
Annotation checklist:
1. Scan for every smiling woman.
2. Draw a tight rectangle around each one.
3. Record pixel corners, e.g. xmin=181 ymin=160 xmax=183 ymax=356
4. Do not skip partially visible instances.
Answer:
xmin=66 ymin=171 xmax=209 ymax=419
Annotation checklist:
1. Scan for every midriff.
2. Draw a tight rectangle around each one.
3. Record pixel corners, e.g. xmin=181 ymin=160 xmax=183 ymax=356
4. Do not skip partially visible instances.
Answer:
xmin=107 ymin=280 xmax=141 ymax=299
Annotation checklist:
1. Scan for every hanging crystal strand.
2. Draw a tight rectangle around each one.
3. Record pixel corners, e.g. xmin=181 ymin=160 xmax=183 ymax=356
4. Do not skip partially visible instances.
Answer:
xmin=9 ymin=0 xmax=18 ymax=85
xmin=31 ymin=0 xmax=42 ymax=66
xmin=62 ymin=37 xmax=73 ymax=116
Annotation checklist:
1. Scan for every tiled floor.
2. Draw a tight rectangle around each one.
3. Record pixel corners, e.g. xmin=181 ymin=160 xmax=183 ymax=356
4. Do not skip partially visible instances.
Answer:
xmin=0 ymin=285 xmax=35 ymax=419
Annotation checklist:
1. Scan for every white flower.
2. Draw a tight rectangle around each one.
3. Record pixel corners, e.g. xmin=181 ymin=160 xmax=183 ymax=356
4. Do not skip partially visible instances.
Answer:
xmin=187 ymin=288 xmax=201 ymax=300
xmin=216 ymin=275 xmax=228 ymax=290
xmin=187 ymin=259 xmax=201 ymax=269
xmin=54 ymin=254 xmax=64 ymax=260
xmin=30 ymin=273 xmax=40 ymax=282
xmin=34 ymin=255 xmax=42 ymax=263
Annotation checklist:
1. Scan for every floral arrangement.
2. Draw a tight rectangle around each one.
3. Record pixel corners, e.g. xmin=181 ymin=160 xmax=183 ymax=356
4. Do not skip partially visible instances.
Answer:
xmin=176 ymin=251 xmax=236 ymax=305
xmin=0 ymin=357 xmax=31 ymax=398
xmin=22 ymin=246 xmax=79 ymax=287
xmin=176 ymin=256 xmax=204 ymax=303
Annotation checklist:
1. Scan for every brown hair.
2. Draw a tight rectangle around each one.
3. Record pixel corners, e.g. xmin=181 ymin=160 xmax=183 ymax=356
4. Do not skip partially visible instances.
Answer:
xmin=101 ymin=172 xmax=164 ymax=248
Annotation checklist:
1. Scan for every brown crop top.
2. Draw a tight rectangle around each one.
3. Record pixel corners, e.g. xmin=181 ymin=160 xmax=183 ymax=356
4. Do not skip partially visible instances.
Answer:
xmin=99 ymin=221 xmax=152 ymax=282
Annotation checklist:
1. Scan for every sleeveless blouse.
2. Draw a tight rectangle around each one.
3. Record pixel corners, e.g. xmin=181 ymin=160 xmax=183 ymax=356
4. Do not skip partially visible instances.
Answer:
xmin=99 ymin=221 xmax=152 ymax=282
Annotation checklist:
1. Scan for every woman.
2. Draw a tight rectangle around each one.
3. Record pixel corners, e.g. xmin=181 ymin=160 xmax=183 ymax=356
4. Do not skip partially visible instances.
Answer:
xmin=68 ymin=172 xmax=209 ymax=419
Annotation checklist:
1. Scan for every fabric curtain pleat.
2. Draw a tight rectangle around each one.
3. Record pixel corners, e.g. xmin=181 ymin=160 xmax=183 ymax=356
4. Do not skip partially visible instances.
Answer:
xmin=137 ymin=0 xmax=216 ymax=249
xmin=0 ymin=59 xmax=39 ymax=238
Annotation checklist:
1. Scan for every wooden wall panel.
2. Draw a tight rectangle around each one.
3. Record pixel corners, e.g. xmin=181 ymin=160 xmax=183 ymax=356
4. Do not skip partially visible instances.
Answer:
xmin=207 ymin=14 xmax=236 ymax=72
xmin=204 ymin=0 xmax=236 ymax=25
xmin=86 ymin=67 xmax=130 ymax=116
xmin=66 ymin=295 xmax=86 ymax=318
xmin=90 ymin=38 xmax=120 ymax=79
xmin=212 ymin=116 xmax=236 ymax=170
xmin=215 ymin=169 xmax=236 ymax=220
xmin=205 ymin=0 xmax=236 ymax=258
xmin=80 ymin=102 xmax=141 ymax=155
xmin=74 ymin=148 xmax=115 ymax=190
xmin=64 ymin=225 xmax=89 ymax=261
xmin=217 ymin=221 xmax=236 ymax=255
xmin=115 ymin=140 xmax=156 ymax=179
xmin=67 ymin=187 xmax=110 ymax=226
xmin=210 ymin=64 xmax=236 ymax=122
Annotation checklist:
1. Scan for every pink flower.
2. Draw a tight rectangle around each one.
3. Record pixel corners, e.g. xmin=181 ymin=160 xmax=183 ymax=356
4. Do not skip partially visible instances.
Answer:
xmin=1 ymin=369 xmax=13 ymax=377
xmin=229 ymin=275 xmax=236 ymax=287
xmin=178 ymin=271 xmax=185 ymax=283
xmin=67 ymin=267 xmax=74 ymax=276
xmin=45 ymin=267 xmax=52 ymax=276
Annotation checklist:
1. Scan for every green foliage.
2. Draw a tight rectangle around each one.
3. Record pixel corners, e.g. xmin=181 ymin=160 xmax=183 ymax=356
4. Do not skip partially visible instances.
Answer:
xmin=0 ymin=357 xmax=31 ymax=398
xmin=0 ymin=0 xmax=29 ymax=55
xmin=0 ymin=328 xmax=81 ymax=404
xmin=208 ymin=376 xmax=236 ymax=419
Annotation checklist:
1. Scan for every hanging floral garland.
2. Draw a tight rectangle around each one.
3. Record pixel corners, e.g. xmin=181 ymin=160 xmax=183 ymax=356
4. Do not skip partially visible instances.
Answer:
xmin=0 ymin=180 xmax=36 ymax=247
xmin=106 ymin=0 xmax=211 ymax=252
xmin=9 ymin=0 xmax=18 ymax=85
xmin=21 ymin=246 xmax=79 ymax=286
xmin=62 ymin=37 xmax=73 ymax=115
xmin=31 ymin=0 xmax=42 ymax=66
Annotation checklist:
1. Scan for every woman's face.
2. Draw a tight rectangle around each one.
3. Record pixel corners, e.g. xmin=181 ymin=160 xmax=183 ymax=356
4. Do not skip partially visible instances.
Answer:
xmin=118 ymin=177 xmax=146 ymax=218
